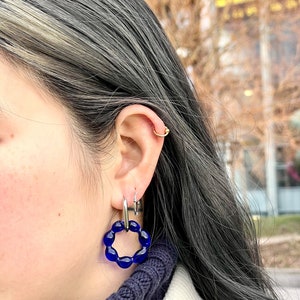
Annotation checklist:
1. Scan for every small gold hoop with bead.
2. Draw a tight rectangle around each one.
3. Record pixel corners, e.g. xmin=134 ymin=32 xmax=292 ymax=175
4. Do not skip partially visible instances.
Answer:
xmin=153 ymin=126 xmax=170 ymax=137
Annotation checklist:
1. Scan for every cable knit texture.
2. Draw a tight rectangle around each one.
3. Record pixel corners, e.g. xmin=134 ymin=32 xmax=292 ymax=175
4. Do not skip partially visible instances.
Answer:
xmin=107 ymin=240 xmax=178 ymax=300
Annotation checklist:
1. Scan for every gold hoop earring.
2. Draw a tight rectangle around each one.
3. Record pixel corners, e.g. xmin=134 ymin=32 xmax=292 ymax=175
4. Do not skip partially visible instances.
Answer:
xmin=153 ymin=126 xmax=170 ymax=137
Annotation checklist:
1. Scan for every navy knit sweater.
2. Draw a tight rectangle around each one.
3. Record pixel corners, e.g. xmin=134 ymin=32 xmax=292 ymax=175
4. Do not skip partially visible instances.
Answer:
xmin=107 ymin=240 xmax=178 ymax=300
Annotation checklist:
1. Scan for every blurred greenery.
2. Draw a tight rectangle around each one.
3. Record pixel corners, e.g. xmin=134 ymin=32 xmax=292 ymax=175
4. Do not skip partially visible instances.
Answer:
xmin=254 ymin=214 xmax=300 ymax=237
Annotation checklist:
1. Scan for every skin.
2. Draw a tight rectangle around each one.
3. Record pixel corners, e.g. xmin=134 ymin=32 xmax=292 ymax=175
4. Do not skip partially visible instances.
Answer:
xmin=0 ymin=57 xmax=164 ymax=299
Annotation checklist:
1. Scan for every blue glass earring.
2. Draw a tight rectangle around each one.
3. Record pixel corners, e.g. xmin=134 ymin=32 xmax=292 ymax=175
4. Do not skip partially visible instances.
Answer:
xmin=103 ymin=197 xmax=151 ymax=269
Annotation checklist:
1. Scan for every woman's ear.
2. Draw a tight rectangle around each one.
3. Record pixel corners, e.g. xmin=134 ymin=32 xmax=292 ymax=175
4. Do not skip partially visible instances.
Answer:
xmin=111 ymin=104 xmax=168 ymax=210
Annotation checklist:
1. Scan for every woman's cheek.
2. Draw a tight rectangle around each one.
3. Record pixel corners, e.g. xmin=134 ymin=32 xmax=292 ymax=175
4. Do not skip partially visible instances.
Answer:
xmin=0 ymin=146 xmax=70 ymax=277
xmin=0 ymin=168 xmax=47 ymax=258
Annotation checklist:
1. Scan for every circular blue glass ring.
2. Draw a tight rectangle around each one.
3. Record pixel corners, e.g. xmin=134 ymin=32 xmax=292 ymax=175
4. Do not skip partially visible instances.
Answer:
xmin=103 ymin=220 xmax=151 ymax=269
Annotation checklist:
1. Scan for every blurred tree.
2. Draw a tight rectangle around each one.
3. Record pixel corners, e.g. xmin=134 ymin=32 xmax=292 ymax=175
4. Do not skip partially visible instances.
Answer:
xmin=146 ymin=0 xmax=300 ymax=184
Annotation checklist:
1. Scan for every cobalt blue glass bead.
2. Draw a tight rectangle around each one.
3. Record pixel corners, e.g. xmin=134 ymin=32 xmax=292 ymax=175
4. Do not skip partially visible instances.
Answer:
xmin=133 ymin=246 xmax=148 ymax=264
xmin=105 ymin=246 xmax=118 ymax=262
xmin=129 ymin=220 xmax=140 ymax=232
xmin=112 ymin=221 xmax=124 ymax=233
xmin=117 ymin=256 xmax=133 ymax=269
xmin=103 ymin=230 xmax=115 ymax=247
xmin=139 ymin=230 xmax=151 ymax=247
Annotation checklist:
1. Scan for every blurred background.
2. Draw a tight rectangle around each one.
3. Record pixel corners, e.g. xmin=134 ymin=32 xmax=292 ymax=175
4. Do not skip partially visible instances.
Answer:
xmin=146 ymin=0 xmax=300 ymax=297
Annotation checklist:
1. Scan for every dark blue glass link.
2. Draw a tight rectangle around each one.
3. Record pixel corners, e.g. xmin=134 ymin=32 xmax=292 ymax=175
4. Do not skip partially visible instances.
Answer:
xmin=105 ymin=246 xmax=118 ymax=262
xmin=112 ymin=221 xmax=124 ymax=233
xmin=139 ymin=230 xmax=151 ymax=247
xmin=133 ymin=246 xmax=148 ymax=264
xmin=117 ymin=256 xmax=133 ymax=269
xmin=103 ymin=230 xmax=115 ymax=246
xmin=129 ymin=220 xmax=140 ymax=232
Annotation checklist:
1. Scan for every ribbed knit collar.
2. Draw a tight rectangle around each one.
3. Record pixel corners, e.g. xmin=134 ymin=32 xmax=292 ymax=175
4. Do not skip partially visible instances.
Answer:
xmin=107 ymin=239 xmax=178 ymax=300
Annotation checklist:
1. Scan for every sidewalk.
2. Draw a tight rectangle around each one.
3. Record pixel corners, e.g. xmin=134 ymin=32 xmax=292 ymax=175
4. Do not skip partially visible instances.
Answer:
xmin=260 ymin=233 xmax=300 ymax=245
xmin=262 ymin=235 xmax=300 ymax=299
xmin=274 ymin=287 xmax=300 ymax=300
xmin=268 ymin=269 xmax=300 ymax=300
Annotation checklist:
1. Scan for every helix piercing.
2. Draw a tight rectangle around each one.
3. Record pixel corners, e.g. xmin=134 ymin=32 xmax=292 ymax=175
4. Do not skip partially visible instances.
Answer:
xmin=153 ymin=126 xmax=170 ymax=137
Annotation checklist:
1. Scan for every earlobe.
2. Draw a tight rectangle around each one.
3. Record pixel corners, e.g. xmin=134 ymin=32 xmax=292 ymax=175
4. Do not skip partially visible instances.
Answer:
xmin=111 ymin=104 xmax=168 ymax=210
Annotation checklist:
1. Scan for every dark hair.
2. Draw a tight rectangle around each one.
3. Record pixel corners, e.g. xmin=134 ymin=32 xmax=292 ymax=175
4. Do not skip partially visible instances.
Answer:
xmin=0 ymin=0 xmax=277 ymax=299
